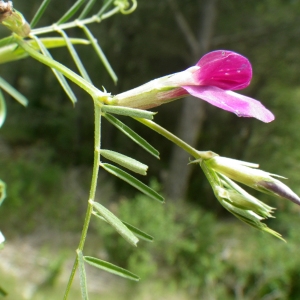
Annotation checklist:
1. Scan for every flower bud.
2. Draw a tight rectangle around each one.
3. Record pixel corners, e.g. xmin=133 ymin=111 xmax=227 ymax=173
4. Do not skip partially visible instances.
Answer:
xmin=206 ymin=156 xmax=300 ymax=205
xmin=0 ymin=1 xmax=30 ymax=37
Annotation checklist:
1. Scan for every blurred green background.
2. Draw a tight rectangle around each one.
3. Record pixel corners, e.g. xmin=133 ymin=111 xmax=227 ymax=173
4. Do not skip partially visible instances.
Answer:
xmin=1 ymin=0 xmax=300 ymax=299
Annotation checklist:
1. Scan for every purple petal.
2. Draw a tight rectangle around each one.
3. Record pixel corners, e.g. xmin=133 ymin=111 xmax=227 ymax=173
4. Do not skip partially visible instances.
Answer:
xmin=194 ymin=50 xmax=252 ymax=91
xmin=182 ymin=85 xmax=275 ymax=123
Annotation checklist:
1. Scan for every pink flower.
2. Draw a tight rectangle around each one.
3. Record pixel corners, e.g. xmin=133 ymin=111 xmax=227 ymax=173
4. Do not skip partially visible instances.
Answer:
xmin=111 ymin=50 xmax=274 ymax=123
xmin=179 ymin=50 xmax=274 ymax=123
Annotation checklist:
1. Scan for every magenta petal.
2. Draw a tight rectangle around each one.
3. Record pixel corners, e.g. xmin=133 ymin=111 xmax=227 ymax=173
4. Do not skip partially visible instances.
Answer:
xmin=194 ymin=50 xmax=252 ymax=91
xmin=182 ymin=85 xmax=275 ymax=123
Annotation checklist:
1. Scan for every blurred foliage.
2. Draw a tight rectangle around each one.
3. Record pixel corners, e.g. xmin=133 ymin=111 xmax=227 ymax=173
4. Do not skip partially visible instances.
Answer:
xmin=92 ymin=190 xmax=300 ymax=299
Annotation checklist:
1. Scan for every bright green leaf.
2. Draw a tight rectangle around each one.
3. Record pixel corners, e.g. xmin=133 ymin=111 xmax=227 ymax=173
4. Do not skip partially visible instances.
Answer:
xmin=30 ymin=0 xmax=51 ymax=28
xmin=100 ymin=149 xmax=148 ymax=175
xmin=84 ymin=256 xmax=140 ymax=281
xmin=121 ymin=220 xmax=154 ymax=242
xmin=33 ymin=36 xmax=77 ymax=105
xmin=92 ymin=211 xmax=154 ymax=242
xmin=0 ymin=38 xmax=90 ymax=65
xmin=57 ymin=30 xmax=92 ymax=82
xmin=0 ymin=77 xmax=28 ymax=106
xmin=57 ymin=0 xmax=85 ymax=24
xmin=103 ymin=113 xmax=160 ymax=159
xmin=77 ymin=250 xmax=89 ymax=300
xmin=79 ymin=0 xmax=97 ymax=19
xmin=97 ymin=0 xmax=114 ymax=17
xmin=91 ymin=201 xmax=139 ymax=246
xmin=81 ymin=25 xmax=117 ymax=84
xmin=101 ymin=163 xmax=164 ymax=203
xmin=101 ymin=105 xmax=155 ymax=120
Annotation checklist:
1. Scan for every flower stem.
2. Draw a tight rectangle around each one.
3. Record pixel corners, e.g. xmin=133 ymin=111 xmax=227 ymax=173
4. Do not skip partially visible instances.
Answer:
xmin=63 ymin=103 xmax=102 ymax=299
xmin=134 ymin=117 xmax=216 ymax=160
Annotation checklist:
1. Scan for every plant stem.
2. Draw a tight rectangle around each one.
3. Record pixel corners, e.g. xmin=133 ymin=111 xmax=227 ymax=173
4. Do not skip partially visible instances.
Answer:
xmin=134 ymin=117 xmax=216 ymax=160
xmin=15 ymin=36 xmax=108 ymax=99
xmin=31 ymin=7 xmax=120 ymax=35
xmin=63 ymin=103 xmax=102 ymax=299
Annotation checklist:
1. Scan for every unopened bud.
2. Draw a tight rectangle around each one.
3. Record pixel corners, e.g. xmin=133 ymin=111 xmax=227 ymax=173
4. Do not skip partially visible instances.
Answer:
xmin=0 ymin=1 xmax=30 ymax=37
xmin=206 ymin=156 xmax=300 ymax=205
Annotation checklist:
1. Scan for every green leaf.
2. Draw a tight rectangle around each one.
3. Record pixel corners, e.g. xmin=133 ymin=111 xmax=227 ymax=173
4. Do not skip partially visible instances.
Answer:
xmin=84 ymin=256 xmax=140 ymax=281
xmin=101 ymin=105 xmax=155 ymax=120
xmin=103 ymin=113 xmax=160 ymax=159
xmin=97 ymin=0 xmax=115 ymax=17
xmin=0 ymin=90 xmax=6 ymax=128
xmin=91 ymin=201 xmax=139 ymax=246
xmin=121 ymin=220 xmax=154 ymax=242
xmin=79 ymin=0 xmax=97 ymax=19
xmin=0 ymin=36 xmax=14 ymax=48
xmin=57 ymin=0 xmax=85 ymax=24
xmin=81 ymin=25 xmax=117 ymax=84
xmin=33 ymin=37 xmax=77 ymax=105
xmin=92 ymin=211 xmax=154 ymax=242
xmin=77 ymin=250 xmax=89 ymax=300
xmin=30 ymin=0 xmax=51 ymax=28
xmin=0 ymin=77 xmax=28 ymax=106
xmin=57 ymin=30 xmax=92 ymax=82
xmin=100 ymin=149 xmax=148 ymax=175
xmin=0 ymin=38 xmax=90 ymax=65
xmin=101 ymin=163 xmax=164 ymax=203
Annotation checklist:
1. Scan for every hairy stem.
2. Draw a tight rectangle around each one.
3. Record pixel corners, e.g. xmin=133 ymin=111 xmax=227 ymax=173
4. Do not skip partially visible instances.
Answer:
xmin=63 ymin=103 xmax=102 ymax=299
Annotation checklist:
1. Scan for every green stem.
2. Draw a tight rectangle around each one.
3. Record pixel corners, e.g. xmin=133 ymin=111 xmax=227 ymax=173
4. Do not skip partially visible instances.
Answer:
xmin=15 ymin=36 xmax=107 ymax=99
xmin=63 ymin=103 xmax=102 ymax=299
xmin=134 ymin=117 xmax=216 ymax=160
xmin=31 ymin=7 xmax=120 ymax=36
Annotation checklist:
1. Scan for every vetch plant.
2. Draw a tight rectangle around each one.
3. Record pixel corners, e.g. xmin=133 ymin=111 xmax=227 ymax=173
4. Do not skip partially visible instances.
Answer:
xmin=0 ymin=0 xmax=299 ymax=298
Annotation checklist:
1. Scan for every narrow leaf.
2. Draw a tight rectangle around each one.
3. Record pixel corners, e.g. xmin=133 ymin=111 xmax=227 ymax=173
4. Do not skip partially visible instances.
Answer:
xmin=0 ymin=36 xmax=14 ymax=48
xmin=0 ymin=77 xmax=28 ymax=106
xmin=33 ymin=37 xmax=77 ymax=105
xmin=0 ymin=90 xmax=6 ymax=128
xmin=79 ymin=0 xmax=97 ymax=19
xmin=30 ymin=0 xmax=51 ymax=28
xmin=0 ymin=38 xmax=89 ymax=65
xmin=100 ymin=149 xmax=148 ymax=175
xmin=84 ymin=256 xmax=140 ymax=281
xmin=103 ymin=113 xmax=160 ymax=159
xmin=92 ymin=211 xmax=154 ymax=242
xmin=57 ymin=0 xmax=85 ymax=25
xmin=102 ymin=105 xmax=155 ymax=119
xmin=58 ymin=30 xmax=92 ymax=82
xmin=101 ymin=163 xmax=164 ymax=203
xmin=121 ymin=220 xmax=154 ymax=242
xmin=77 ymin=250 xmax=89 ymax=300
xmin=91 ymin=201 xmax=139 ymax=246
xmin=97 ymin=0 xmax=114 ymax=17
xmin=81 ymin=25 xmax=117 ymax=84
